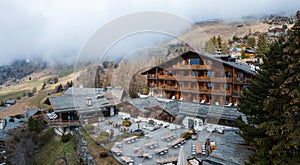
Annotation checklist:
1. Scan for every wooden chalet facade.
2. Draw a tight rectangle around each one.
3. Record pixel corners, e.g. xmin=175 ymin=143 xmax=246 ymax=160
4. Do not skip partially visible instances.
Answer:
xmin=142 ymin=51 xmax=256 ymax=106
xmin=44 ymin=87 xmax=117 ymax=127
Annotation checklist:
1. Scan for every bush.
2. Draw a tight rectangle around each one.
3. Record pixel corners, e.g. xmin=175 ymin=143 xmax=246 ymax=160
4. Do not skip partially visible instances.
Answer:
xmin=9 ymin=117 xmax=15 ymax=122
xmin=122 ymin=120 xmax=131 ymax=127
xmin=61 ymin=133 xmax=72 ymax=143
xmin=99 ymin=151 xmax=108 ymax=158
xmin=84 ymin=124 xmax=94 ymax=130
xmin=180 ymin=132 xmax=191 ymax=139
xmin=40 ymin=127 xmax=54 ymax=146
xmin=14 ymin=114 xmax=23 ymax=119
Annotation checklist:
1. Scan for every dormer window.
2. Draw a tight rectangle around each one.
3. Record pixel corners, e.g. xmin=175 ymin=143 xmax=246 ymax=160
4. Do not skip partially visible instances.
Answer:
xmin=190 ymin=58 xmax=200 ymax=65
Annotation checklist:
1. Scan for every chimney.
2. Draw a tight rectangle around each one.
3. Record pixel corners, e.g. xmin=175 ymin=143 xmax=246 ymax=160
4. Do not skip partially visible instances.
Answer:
xmin=86 ymin=97 xmax=92 ymax=106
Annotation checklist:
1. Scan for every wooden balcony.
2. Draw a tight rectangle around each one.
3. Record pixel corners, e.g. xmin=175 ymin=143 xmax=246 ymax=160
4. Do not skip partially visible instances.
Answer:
xmin=43 ymin=114 xmax=81 ymax=127
xmin=172 ymin=65 xmax=212 ymax=70
xmin=210 ymin=77 xmax=232 ymax=83
xmin=233 ymin=77 xmax=250 ymax=84
xmin=166 ymin=76 xmax=231 ymax=83
xmin=147 ymin=74 xmax=157 ymax=79
xmin=48 ymin=120 xmax=81 ymax=127
xmin=157 ymin=75 xmax=175 ymax=80
xmin=232 ymin=90 xmax=240 ymax=97
xmin=153 ymin=86 xmax=232 ymax=96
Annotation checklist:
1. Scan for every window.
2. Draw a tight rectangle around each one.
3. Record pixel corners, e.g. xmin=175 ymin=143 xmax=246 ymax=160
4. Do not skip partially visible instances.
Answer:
xmin=192 ymin=71 xmax=197 ymax=77
xmin=224 ymin=84 xmax=230 ymax=90
xmin=207 ymin=71 xmax=212 ymax=77
xmin=241 ymin=85 xmax=248 ymax=90
xmin=178 ymin=82 xmax=182 ymax=87
xmin=190 ymin=58 xmax=200 ymax=65
xmin=178 ymin=71 xmax=183 ymax=76
xmin=225 ymin=72 xmax=231 ymax=78
xmin=237 ymin=72 xmax=244 ymax=78
xmin=207 ymin=83 xmax=212 ymax=89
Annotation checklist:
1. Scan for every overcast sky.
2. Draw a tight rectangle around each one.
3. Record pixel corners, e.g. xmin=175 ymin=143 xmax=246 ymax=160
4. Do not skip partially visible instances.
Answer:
xmin=0 ymin=0 xmax=299 ymax=66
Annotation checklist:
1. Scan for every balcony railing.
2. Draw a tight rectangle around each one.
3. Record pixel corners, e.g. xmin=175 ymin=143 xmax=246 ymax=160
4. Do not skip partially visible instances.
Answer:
xmin=233 ymin=77 xmax=250 ymax=83
xmin=173 ymin=65 xmax=211 ymax=70
xmin=157 ymin=75 xmax=175 ymax=80
xmin=156 ymin=76 xmax=231 ymax=83
xmin=153 ymin=85 xmax=233 ymax=95
xmin=48 ymin=120 xmax=81 ymax=127
xmin=147 ymin=74 xmax=156 ymax=79
xmin=232 ymin=90 xmax=240 ymax=97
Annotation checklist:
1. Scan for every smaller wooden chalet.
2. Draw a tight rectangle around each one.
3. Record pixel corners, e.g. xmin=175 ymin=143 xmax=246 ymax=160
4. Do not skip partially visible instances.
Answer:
xmin=117 ymin=97 xmax=176 ymax=123
xmin=45 ymin=87 xmax=118 ymax=127
xmin=146 ymin=105 xmax=175 ymax=123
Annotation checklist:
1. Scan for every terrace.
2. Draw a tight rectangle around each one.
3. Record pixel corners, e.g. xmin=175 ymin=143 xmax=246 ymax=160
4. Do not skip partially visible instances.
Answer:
xmin=92 ymin=115 xmax=253 ymax=165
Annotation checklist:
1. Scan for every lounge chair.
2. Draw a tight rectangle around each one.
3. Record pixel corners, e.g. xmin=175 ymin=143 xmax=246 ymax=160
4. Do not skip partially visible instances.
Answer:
xmin=225 ymin=103 xmax=232 ymax=106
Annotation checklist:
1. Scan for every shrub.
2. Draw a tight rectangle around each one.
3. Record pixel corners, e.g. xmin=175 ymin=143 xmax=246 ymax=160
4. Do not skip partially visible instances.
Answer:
xmin=122 ymin=120 xmax=131 ymax=127
xmin=61 ymin=133 xmax=72 ymax=143
xmin=84 ymin=124 xmax=94 ymax=130
xmin=14 ymin=114 xmax=23 ymax=119
xmin=9 ymin=117 xmax=15 ymax=122
xmin=99 ymin=151 xmax=108 ymax=157
xmin=180 ymin=132 xmax=191 ymax=139
xmin=133 ymin=132 xmax=143 ymax=136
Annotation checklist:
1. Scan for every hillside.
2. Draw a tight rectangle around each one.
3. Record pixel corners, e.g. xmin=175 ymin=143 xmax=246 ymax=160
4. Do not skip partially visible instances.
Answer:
xmin=0 ymin=59 xmax=47 ymax=86
xmin=169 ymin=20 xmax=270 ymax=51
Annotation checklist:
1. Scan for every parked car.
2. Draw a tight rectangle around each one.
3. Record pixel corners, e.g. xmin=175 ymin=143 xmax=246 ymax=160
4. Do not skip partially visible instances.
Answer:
xmin=132 ymin=129 xmax=145 ymax=136
xmin=46 ymin=112 xmax=57 ymax=120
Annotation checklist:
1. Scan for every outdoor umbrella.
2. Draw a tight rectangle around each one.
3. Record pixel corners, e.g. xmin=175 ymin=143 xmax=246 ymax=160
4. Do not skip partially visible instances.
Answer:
xmin=177 ymin=146 xmax=187 ymax=165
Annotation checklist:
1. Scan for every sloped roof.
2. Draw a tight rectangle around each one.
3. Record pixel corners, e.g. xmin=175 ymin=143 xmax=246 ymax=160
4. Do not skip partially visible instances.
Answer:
xmin=24 ymin=109 xmax=40 ymax=118
xmin=141 ymin=51 xmax=256 ymax=75
xmin=48 ymin=87 xmax=114 ymax=113
xmin=177 ymin=101 xmax=241 ymax=121
xmin=146 ymin=105 xmax=175 ymax=119
xmin=6 ymin=99 xmax=16 ymax=104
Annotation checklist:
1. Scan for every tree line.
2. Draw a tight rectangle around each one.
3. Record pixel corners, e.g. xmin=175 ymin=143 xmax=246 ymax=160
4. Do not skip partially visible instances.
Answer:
xmin=237 ymin=11 xmax=300 ymax=164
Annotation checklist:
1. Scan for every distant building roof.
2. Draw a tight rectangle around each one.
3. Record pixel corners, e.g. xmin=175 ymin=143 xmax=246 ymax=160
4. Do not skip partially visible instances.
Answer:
xmin=6 ymin=100 xmax=16 ymax=105
xmin=24 ymin=109 xmax=40 ymax=118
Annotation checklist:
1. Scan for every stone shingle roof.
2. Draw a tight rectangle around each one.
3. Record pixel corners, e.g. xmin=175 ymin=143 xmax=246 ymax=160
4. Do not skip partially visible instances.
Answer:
xmin=128 ymin=97 xmax=241 ymax=121
xmin=48 ymin=87 xmax=114 ymax=113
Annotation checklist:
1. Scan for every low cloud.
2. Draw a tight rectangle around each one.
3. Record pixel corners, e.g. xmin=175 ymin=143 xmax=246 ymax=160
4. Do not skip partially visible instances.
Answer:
xmin=0 ymin=0 xmax=299 ymax=66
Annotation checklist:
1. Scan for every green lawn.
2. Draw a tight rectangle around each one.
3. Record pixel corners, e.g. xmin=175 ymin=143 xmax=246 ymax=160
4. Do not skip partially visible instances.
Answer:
xmin=0 ymin=90 xmax=30 ymax=103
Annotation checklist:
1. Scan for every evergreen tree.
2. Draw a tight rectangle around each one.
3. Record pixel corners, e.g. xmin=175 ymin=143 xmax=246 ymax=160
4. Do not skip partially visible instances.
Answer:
xmin=211 ymin=36 xmax=217 ymax=46
xmin=256 ymin=34 xmax=269 ymax=58
xmin=247 ymin=36 xmax=256 ymax=48
xmin=217 ymin=35 xmax=222 ymax=49
xmin=204 ymin=40 xmax=216 ymax=53
xmin=240 ymin=49 xmax=247 ymax=59
xmin=42 ymin=81 xmax=46 ymax=90
xmin=238 ymin=11 xmax=300 ymax=164
xmin=221 ymin=42 xmax=230 ymax=54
